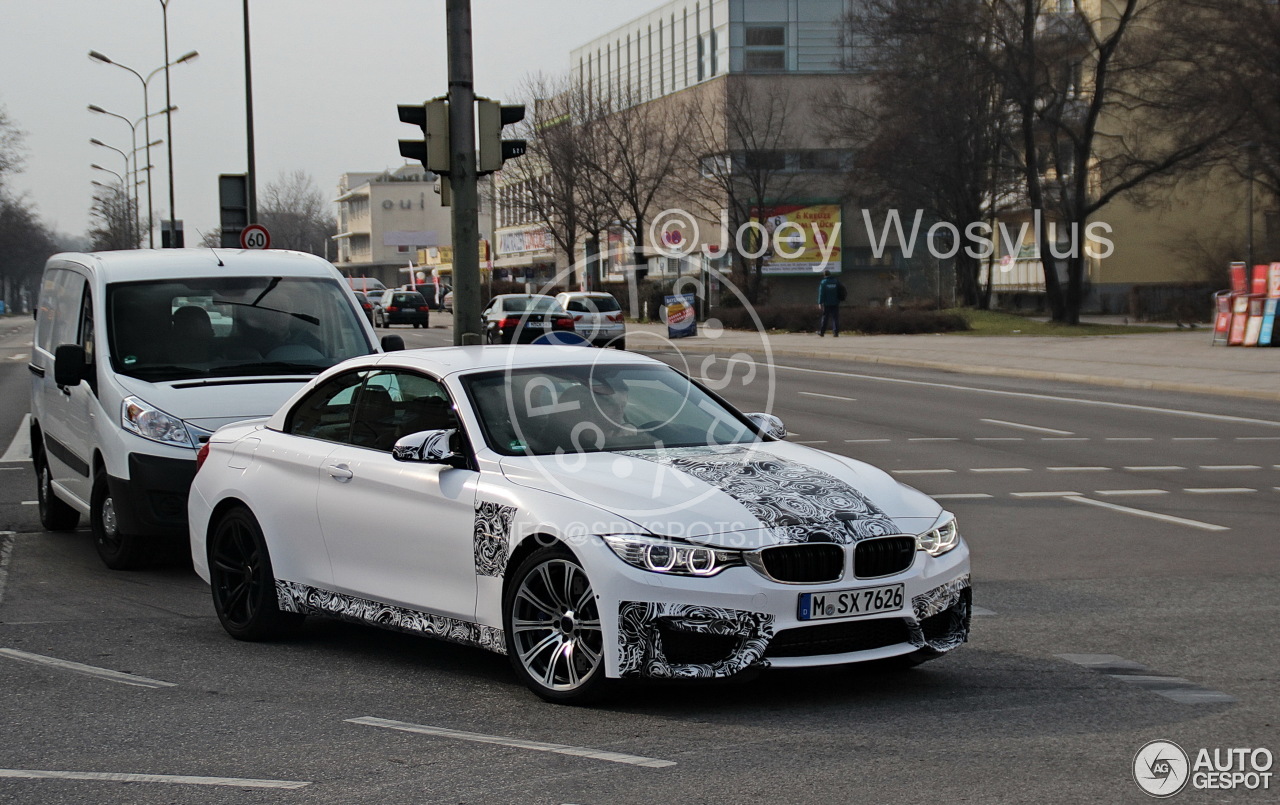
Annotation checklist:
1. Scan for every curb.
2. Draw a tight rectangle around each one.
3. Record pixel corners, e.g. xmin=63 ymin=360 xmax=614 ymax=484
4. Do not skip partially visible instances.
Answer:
xmin=633 ymin=342 xmax=1280 ymax=403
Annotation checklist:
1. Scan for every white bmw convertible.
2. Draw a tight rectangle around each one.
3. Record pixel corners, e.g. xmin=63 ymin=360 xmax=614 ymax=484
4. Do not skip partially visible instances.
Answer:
xmin=189 ymin=346 xmax=971 ymax=702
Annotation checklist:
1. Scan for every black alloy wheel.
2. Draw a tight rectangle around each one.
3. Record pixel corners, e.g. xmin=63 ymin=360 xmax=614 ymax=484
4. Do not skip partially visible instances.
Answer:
xmin=208 ymin=506 xmax=303 ymax=641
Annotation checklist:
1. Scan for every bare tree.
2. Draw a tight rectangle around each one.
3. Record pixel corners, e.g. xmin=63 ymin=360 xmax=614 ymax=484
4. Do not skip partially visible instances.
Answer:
xmin=259 ymin=170 xmax=337 ymax=257
xmin=680 ymin=76 xmax=811 ymax=303
xmin=88 ymin=183 xmax=140 ymax=251
xmin=834 ymin=0 xmax=1018 ymax=308
xmin=990 ymin=0 xmax=1230 ymax=323
xmin=0 ymin=102 xmax=24 ymax=185
xmin=504 ymin=75 xmax=614 ymax=287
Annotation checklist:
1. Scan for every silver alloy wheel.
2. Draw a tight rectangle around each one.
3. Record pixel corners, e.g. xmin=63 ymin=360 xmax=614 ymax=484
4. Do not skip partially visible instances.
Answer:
xmin=510 ymin=558 xmax=603 ymax=692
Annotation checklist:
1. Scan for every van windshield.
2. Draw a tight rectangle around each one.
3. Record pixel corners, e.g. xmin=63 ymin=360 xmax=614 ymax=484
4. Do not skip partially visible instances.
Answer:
xmin=106 ymin=276 xmax=374 ymax=382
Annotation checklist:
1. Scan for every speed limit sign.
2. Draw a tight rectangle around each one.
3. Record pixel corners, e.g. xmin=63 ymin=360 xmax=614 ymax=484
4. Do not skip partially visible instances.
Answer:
xmin=240 ymin=223 xmax=271 ymax=250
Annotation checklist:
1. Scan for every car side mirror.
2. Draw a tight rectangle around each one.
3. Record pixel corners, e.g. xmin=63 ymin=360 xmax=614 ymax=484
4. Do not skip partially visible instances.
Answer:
xmin=746 ymin=412 xmax=787 ymax=440
xmin=381 ymin=334 xmax=405 ymax=352
xmin=54 ymin=344 xmax=88 ymax=387
xmin=392 ymin=428 xmax=466 ymax=467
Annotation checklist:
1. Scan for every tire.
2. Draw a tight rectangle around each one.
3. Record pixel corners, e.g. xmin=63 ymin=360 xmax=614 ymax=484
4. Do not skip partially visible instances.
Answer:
xmin=504 ymin=545 xmax=609 ymax=704
xmin=612 ymin=336 xmax=626 ymax=351
xmin=208 ymin=506 xmax=303 ymax=641
xmin=34 ymin=445 xmax=79 ymax=532
xmin=91 ymin=472 xmax=150 ymax=570
xmin=486 ymin=329 xmax=500 ymax=345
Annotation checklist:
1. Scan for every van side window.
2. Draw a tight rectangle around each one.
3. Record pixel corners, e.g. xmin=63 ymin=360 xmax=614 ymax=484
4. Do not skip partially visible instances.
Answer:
xmin=79 ymin=290 xmax=95 ymax=366
xmin=53 ymin=275 xmax=87 ymax=349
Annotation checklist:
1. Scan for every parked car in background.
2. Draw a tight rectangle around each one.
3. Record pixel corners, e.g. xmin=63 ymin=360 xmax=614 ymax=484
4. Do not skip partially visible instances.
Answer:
xmin=189 ymin=346 xmax=972 ymax=703
xmin=345 ymin=277 xmax=386 ymax=295
xmin=380 ymin=290 xmax=431 ymax=329
xmin=353 ymin=291 xmax=376 ymax=326
xmin=442 ymin=290 xmax=453 ymax=313
xmin=31 ymin=249 xmax=384 ymax=570
xmin=555 ymin=292 xmax=627 ymax=349
xmin=482 ymin=294 xmax=575 ymax=344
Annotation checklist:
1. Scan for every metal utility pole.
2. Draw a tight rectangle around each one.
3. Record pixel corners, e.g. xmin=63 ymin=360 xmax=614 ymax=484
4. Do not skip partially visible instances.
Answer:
xmin=243 ymin=0 xmax=258 ymax=226
xmin=447 ymin=0 xmax=482 ymax=346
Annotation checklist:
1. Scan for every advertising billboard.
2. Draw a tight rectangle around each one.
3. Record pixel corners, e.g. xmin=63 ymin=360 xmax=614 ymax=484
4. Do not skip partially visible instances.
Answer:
xmin=748 ymin=203 xmax=843 ymax=275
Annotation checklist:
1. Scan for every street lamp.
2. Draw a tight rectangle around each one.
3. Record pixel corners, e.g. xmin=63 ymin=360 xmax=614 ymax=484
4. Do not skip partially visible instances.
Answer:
xmin=158 ymin=0 xmax=197 ymax=247
xmin=90 ymin=139 xmax=132 ymax=243
xmin=88 ymin=48 xmax=198 ymax=247
xmin=89 ymin=103 xmax=177 ymax=241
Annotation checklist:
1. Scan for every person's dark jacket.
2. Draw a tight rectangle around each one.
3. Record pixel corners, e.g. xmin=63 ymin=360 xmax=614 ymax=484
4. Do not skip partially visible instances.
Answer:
xmin=817 ymin=277 xmax=841 ymax=306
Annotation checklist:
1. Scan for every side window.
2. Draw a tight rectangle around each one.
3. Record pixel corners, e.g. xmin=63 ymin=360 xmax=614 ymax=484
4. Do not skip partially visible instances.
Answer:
xmin=49 ymin=272 xmax=86 ymax=350
xmin=350 ymin=369 xmax=458 ymax=452
xmin=35 ymin=269 xmax=62 ymax=352
xmin=79 ymin=290 xmax=95 ymax=365
xmin=286 ymin=371 xmax=367 ymax=444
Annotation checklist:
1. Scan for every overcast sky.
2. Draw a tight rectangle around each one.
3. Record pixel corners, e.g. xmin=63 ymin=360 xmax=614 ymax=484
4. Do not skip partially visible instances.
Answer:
xmin=0 ymin=1 xmax=642 ymax=244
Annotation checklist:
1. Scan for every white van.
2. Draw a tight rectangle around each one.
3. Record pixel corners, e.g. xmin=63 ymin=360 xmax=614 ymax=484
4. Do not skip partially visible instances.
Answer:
xmin=30 ymin=249 xmax=397 ymax=569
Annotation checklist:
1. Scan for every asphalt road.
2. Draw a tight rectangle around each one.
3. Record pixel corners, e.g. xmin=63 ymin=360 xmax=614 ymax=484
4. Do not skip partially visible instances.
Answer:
xmin=0 ymin=315 xmax=1275 ymax=804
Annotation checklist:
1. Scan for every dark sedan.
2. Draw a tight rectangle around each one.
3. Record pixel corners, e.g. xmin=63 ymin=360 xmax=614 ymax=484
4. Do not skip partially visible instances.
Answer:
xmin=482 ymin=294 xmax=576 ymax=344
xmin=380 ymin=291 xmax=431 ymax=329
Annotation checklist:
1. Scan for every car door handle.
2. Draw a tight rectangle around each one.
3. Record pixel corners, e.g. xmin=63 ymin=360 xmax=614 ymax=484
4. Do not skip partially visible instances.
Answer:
xmin=326 ymin=463 xmax=354 ymax=482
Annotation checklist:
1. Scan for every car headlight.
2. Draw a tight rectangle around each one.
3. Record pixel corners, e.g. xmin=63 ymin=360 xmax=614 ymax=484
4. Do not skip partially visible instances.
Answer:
xmin=602 ymin=535 xmax=744 ymax=577
xmin=121 ymin=395 xmax=192 ymax=447
xmin=917 ymin=514 xmax=960 ymax=557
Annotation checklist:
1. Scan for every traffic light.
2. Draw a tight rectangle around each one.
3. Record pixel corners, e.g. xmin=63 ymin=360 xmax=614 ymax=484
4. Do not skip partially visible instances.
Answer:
xmin=398 ymin=98 xmax=450 ymax=174
xmin=476 ymin=98 xmax=527 ymax=174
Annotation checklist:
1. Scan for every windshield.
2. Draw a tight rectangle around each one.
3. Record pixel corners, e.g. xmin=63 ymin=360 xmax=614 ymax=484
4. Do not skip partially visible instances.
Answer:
xmin=107 ymin=276 xmax=374 ymax=382
xmin=463 ymin=364 xmax=759 ymax=456
xmin=501 ymin=296 xmax=563 ymax=313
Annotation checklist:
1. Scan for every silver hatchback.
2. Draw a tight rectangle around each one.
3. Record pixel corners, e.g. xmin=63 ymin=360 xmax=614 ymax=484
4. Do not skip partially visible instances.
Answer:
xmin=555 ymin=292 xmax=627 ymax=349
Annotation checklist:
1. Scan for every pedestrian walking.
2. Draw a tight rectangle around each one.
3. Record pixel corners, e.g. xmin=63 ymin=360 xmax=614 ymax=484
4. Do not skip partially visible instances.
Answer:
xmin=817 ymin=269 xmax=844 ymax=337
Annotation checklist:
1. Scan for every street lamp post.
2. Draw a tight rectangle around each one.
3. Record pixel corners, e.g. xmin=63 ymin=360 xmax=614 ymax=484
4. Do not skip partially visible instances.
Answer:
xmin=89 ymin=104 xmax=176 ymax=248
xmin=88 ymin=48 xmax=198 ymax=248
xmin=90 ymin=139 xmax=132 ymax=244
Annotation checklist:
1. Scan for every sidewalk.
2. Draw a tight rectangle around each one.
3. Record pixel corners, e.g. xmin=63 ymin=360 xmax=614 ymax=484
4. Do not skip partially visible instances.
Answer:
xmin=625 ymin=322 xmax=1280 ymax=402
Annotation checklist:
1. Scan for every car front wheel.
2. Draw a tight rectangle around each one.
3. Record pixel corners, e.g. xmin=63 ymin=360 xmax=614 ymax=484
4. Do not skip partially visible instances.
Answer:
xmin=208 ymin=506 xmax=303 ymax=641
xmin=504 ymin=546 xmax=609 ymax=703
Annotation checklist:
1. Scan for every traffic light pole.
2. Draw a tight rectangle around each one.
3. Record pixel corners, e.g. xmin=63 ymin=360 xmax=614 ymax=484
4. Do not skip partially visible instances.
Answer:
xmin=446 ymin=0 xmax=482 ymax=346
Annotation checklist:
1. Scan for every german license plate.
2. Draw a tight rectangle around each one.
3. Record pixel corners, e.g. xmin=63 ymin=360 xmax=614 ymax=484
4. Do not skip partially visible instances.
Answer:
xmin=798 ymin=583 xmax=905 ymax=621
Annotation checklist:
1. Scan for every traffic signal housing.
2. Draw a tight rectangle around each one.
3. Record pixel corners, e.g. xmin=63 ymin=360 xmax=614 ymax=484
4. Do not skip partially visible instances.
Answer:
xmin=399 ymin=99 xmax=450 ymax=174
xmin=477 ymin=99 xmax=527 ymax=174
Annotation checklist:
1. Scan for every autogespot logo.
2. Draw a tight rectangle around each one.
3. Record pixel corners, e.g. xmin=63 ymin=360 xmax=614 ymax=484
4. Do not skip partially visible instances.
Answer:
xmin=1134 ymin=740 xmax=1190 ymax=798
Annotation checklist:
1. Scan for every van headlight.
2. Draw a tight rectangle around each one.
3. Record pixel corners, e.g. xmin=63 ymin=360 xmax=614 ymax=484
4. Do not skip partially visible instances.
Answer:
xmin=917 ymin=514 xmax=960 ymax=557
xmin=121 ymin=396 xmax=192 ymax=447
xmin=602 ymin=535 xmax=744 ymax=577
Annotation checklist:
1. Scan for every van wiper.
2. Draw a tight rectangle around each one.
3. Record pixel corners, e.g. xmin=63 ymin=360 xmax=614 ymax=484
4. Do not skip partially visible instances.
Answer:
xmin=207 ymin=361 xmax=323 ymax=376
xmin=215 ymin=299 xmax=320 ymax=325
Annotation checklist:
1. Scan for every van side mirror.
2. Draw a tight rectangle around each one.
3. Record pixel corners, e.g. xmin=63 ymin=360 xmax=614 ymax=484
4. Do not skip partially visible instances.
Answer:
xmin=54 ymin=345 xmax=88 ymax=387
xmin=392 ymin=428 xmax=466 ymax=468
xmin=381 ymin=334 xmax=405 ymax=352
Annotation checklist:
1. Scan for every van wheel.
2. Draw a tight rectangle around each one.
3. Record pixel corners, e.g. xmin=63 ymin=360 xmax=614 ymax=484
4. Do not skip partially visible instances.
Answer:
xmin=34 ymin=447 xmax=80 ymax=532
xmin=91 ymin=473 xmax=149 ymax=570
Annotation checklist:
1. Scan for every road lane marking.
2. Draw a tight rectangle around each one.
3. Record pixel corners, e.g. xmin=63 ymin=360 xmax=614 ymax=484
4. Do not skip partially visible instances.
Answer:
xmin=1236 ymin=436 xmax=1280 ymax=441
xmin=0 ymin=414 xmax=31 ymax=463
xmin=908 ymin=437 xmax=958 ymax=441
xmin=0 ymin=648 xmax=177 ymax=688
xmin=971 ymin=606 xmax=997 ymax=616
xmin=969 ymin=467 xmax=1030 ymax=473
xmin=0 ymin=533 xmax=12 ymax=606
xmin=892 ymin=469 xmax=954 ymax=475
xmin=0 ymin=770 xmax=310 ymax=789
xmin=347 ymin=717 xmax=676 ymax=768
xmin=1011 ymin=491 xmax=1080 ymax=497
xmin=844 ymin=439 xmax=890 ymax=443
xmin=1042 ymin=437 xmax=1089 ymax=441
xmin=793 ymin=440 xmax=829 ymax=444
xmin=1047 ymin=466 xmax=1111 ymax=472
xmin=1063 ymin=496 xmax=1228 ymax=531
xmin=798 ymin=391 xmax=857 ymax=402
xmin=1105 ymin=437 xmax=1153 ymax=442
xmin=1173 ymin=437 xmax=1217 ymax=441
xmin=980 ymin=418 xmax=1074 ymax=435
xmin=974 ymin=437 xmax=1023 ymax=442
xmin=1183 ymin=487 xmax=1256 ymax=494
xmin=1095 ymin=489 xmax=1169 ymax=497
xmin=766 ymin=362 xmax=1280 ymax=428
xmin=20 ymin=501 xmax=36 ymax=505
xmin=1123 ymin=466 xmax=1184 ymax=472
xmin=1200 ymin=465 xmax=1262 ymax=471
xmin=931 ymin=493 xmax=993 ymax=500
xmin=1056 ymin=654 xmax=1236 ymax=705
